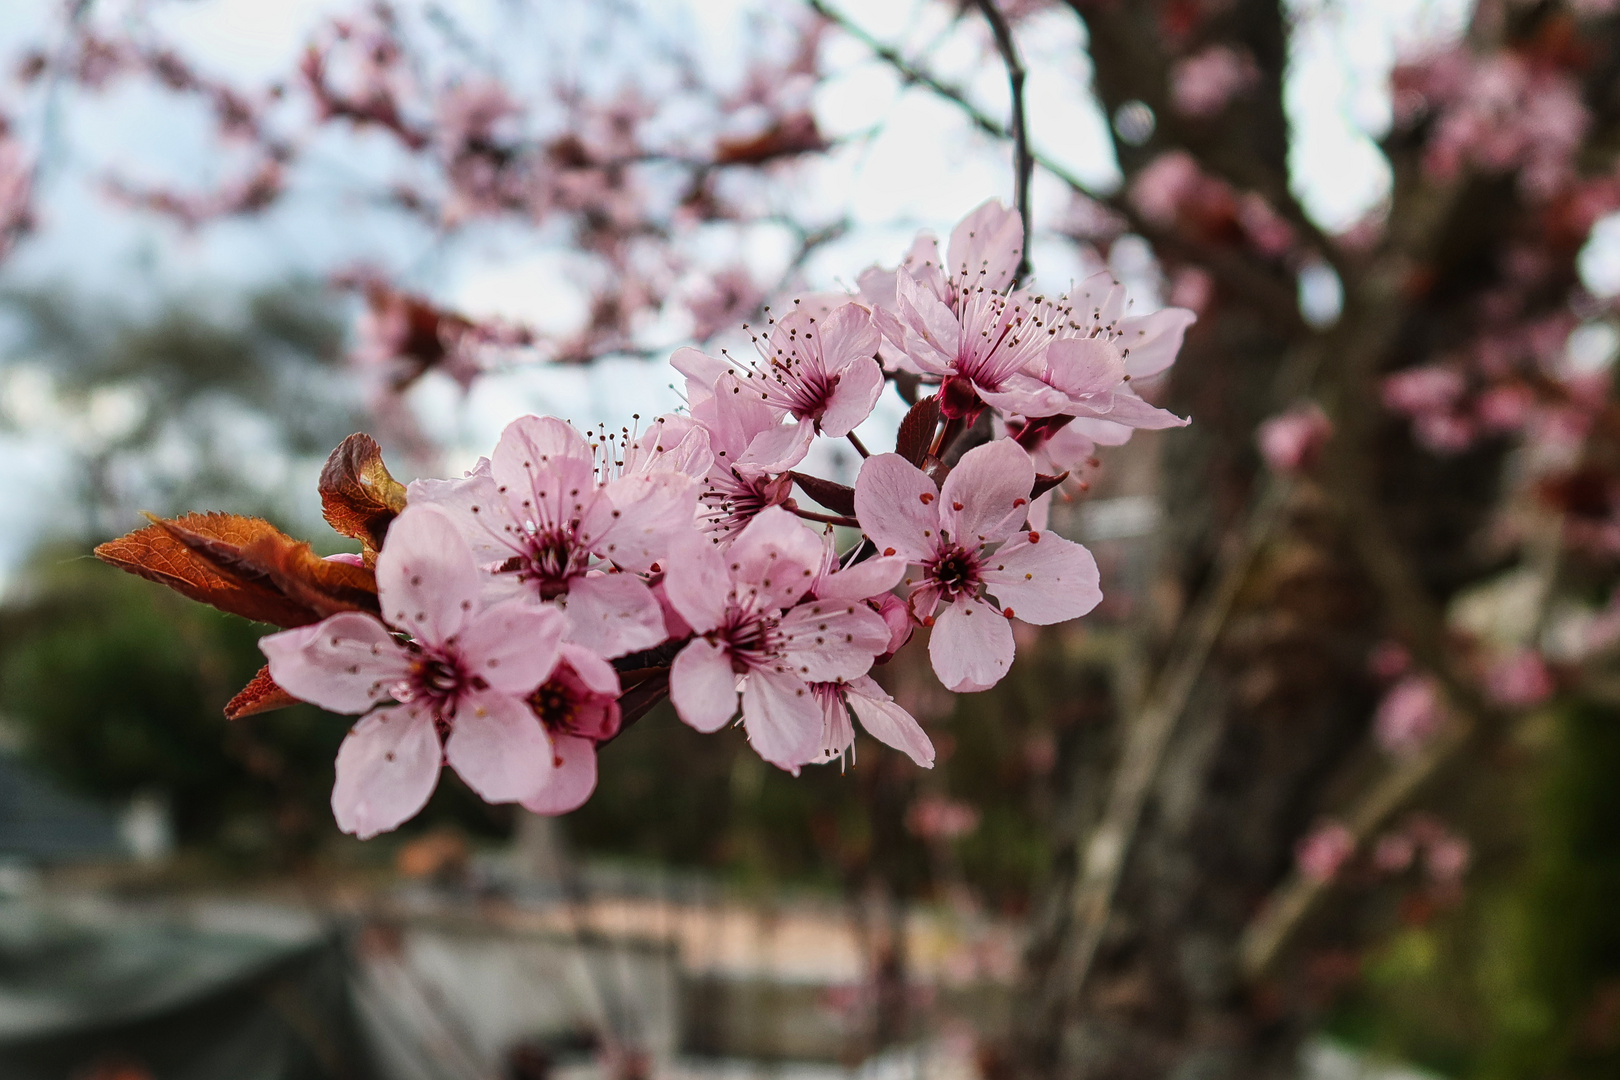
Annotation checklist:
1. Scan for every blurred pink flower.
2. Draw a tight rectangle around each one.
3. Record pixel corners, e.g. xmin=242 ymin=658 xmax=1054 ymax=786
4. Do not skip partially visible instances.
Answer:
xmin=1485 ymin=649 xmax=1554 ymax=708
xmin=1296 ymin=821 xmax=1355 ymax=882
xmin=1170 ymin=45 xmax=1258 ymax=118
xmin=1257 ymin=402 xmax=1332 ymax=474
xmin=907 ymin=795 xmax=980 ymax=840
xmin=1375 ymin=674 xmax=1447 ymax=755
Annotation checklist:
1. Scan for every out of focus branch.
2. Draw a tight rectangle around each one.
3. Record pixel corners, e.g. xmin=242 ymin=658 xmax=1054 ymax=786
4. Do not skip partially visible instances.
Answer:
xmin=807 ymin=0 xmax=1306 ymax=328
xmin=1049 ymin=475 xmax=1291 ymax=1008
xmin=974 ymin=0 xmax=1032 ymax=285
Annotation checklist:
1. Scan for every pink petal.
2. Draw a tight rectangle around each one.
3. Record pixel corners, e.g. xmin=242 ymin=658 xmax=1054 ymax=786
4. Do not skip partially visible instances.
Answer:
xmin=671 ymin=345 xmax=731 ymax=405
xmin=939 ymin=439 xmax=1035 ymax=547
xmin=815 ymin=554 xmax=907 ymax=602
xmin=895 ymin=270 xmax=960 ymax=377
xmin=331 ymin=705 xmax=442 ymax=839
xmin=1074 ymin=271 xmax=1128 ymax=328
xmin=779 ymin=599 xmax=890 ymax=682
xmin=376 ymin=505 xmax=482 ymax=644
xmin=812 ymin=686 xmax=855 ymax=764
xmin=741 ymin=668 xmax=822 ymax=771
xmin=1119 ymin=307 xmax=1196 ymax=379
xmin=1066 ymin=389 xmax=1189 ymax=430
xmin=947 ymin=199 xmax=1023 ymax=294
xmin=1068 ymin=417 xmax=1135 ymax=447
xmin=584 ymin=471 xmax=698 ymax=572
xmin=457 ymin=598 xmax=566 ymax=694
xmin=444 ymin=689 xmax=555 ymax=803
xmin=260 ymin=612 xmax=410 ymax=714
xmin=562 ymin=572 xmax=668 ymax=657
xmin=980 ymin=531 xmax=1102 ymax=625
xmin=405 ymin=472 xmax=515 ymax=562
xmin=845 ymin=676 xmax=934 ymax=767
xmin=662 ymin=531 xmax=733 ymax=633
xmin=671 ymin=637 xmax=740 ymax=732
xmin=735 ymin=417 xmax=815 ymax=475
xmin=558 ymin=642 xmax=621 ymax=697
xmin=1042 ymin=337 xmax=1127 ymax=398
xmin=728 ymin=506 xmax=824 ymax=612
xmin=706 ymin=371 xmax=782 ymax=462
xmin=979 ymin=375 xmax=1077 ymax=420
xmin=520 ymin=734 xmax=598 ymax=815
xmin=814 ymin=302 xmax=881 ymax=377
xmin=854 ymin=454 xmax=941 ymax=562
xmin=490 ymin=415 xmax=597 ymax=531
xmin=929 ymin=596 xmax=1015 ymax=692
xmin=817 ymin=356 xmax=884 ymax=437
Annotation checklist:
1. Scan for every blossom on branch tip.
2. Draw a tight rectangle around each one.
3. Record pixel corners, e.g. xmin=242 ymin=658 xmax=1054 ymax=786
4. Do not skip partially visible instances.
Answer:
xmin=408 ymin=415 xmax=702 ymax=657
xmin=259 ymin=505 xmax=567 ymax=839
xmin=854 ymin=440 xmax=1102 ymax=692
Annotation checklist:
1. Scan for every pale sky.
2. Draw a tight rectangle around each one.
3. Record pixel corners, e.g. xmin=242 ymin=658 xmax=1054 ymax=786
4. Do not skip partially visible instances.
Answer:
xmin=0 ymin=0 xmax=1506 ymax=587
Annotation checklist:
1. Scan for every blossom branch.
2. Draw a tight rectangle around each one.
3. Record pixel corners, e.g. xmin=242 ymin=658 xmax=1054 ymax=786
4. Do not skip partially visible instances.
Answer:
xmin=974 ymin=0 xmax=1032 ymax=287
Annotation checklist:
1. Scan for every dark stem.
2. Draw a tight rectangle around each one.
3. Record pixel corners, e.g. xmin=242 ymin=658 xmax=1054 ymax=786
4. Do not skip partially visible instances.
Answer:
xmin=788 ymin=503 xmax=861 ymax=528
xmin=846 ymin=430 xmax=870 ymax=458
xmin=975 ymin=0 xmax=1032 ymax=287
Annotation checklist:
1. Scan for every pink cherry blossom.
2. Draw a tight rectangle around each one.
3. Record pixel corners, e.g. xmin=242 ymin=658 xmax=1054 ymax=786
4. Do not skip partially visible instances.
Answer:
xmin=853 ymin=440 xmax=1102 ymax=692
xmin=1484 ymin=648 xmax=1554 ymax=708
xmin=522 ymin=644 xmax=623 ymax=815
xmin=811 ymin=676 xmax=935 ymax=768
xmin=865 ymin=200 xmax=1044 ymax=418
xmin=978 ymin=276 xmax=1193 ymax=426
xmin=1296 ymin=821 xmax=1355 ymax=882
xmin=674 ymin=356 xmax=815 ymax=541
xmin=260 ymin=505 xmax=567 ymax=839
xmin=681 ymin=304 xmax=883 ymax=439
xmin=409 ymin=415 xmax=702 ymax=658
xmin=662 ymin=507 xmax=893 ymax=770
xmin=1374 ymin=674 xmax=1447 ymax=755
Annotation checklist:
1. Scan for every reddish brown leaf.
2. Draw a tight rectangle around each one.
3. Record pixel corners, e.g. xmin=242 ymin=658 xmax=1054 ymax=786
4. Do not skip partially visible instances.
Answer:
xmin=788 ymin=472 xmax=857 ymax=516
xmin=242 ymin=532 xmax=382 ymax=620
xmin=97 ymin=513 xmax=324 ymax=627
xmin=95 ymin=512 xmax=379 ymax=627
xmin=224 ymin=665 xmax=302 ymax=720
xmin=319 ymin=433 xmax=408 ymax=553
xmin=896 ymin=395 xmax=942 ymax=466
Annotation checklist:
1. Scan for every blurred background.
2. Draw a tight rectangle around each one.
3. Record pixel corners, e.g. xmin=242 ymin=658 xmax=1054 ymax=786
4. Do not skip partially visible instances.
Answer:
xmin=1 ymin=0 xmax=1618 ymax=1077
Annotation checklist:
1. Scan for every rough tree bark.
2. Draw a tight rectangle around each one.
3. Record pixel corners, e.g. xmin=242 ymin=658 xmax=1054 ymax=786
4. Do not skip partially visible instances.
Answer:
xmin=1002 ymin=3 xmax=1620 ymax=1077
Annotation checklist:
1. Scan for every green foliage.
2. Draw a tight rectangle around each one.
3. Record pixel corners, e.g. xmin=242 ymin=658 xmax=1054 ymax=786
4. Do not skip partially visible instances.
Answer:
xmin=0 ymin=554 xmax=345 ymax=860
xmin=1323 ymin=704 xmax=1620 ymax=1078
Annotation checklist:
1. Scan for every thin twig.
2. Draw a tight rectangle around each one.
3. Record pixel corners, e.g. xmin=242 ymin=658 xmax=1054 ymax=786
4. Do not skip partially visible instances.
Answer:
xmin=1237 ymin=715 xmax=1473 ymax=978
xmin=974 ymin=0 xmax=1032 ymax=286
xmin=1051 ymin=476 xmax=1291 ymax=1004
xmin=846 ymin=430 xmax=870 ymax=458
xmin=789 ymin=504 xmax=860 ymax=528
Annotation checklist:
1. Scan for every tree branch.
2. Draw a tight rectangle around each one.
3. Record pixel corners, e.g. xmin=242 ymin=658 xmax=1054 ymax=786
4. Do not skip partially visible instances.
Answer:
xmin=1047 ymin=474 xmax=1292 ymax=1009
xmin=974 ymin=0 xmax=1032 ymax=285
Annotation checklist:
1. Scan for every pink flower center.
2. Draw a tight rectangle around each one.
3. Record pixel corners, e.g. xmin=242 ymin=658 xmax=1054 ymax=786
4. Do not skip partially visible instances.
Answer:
xmin=392 ymin=647 xmax=485 ymax=733
xmin=924 ymin=543 xmax=984 ymax=601
xmin=716 ymin=606 xmax=785 ymax=673
xmin=529 ymin=679 xmax=582 ymax=733
xmin=498 ymin=526 xmax=591 ymax=598
xmin=736 ymin=322 xmax=840 ymax=423
xmin=701 ymin=470 xmax=788 ymax=539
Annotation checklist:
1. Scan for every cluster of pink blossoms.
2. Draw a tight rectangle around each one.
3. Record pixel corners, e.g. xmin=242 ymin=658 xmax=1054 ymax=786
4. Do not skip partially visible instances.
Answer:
xmin=260 ymin=200 xmax=1194 ymax=838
